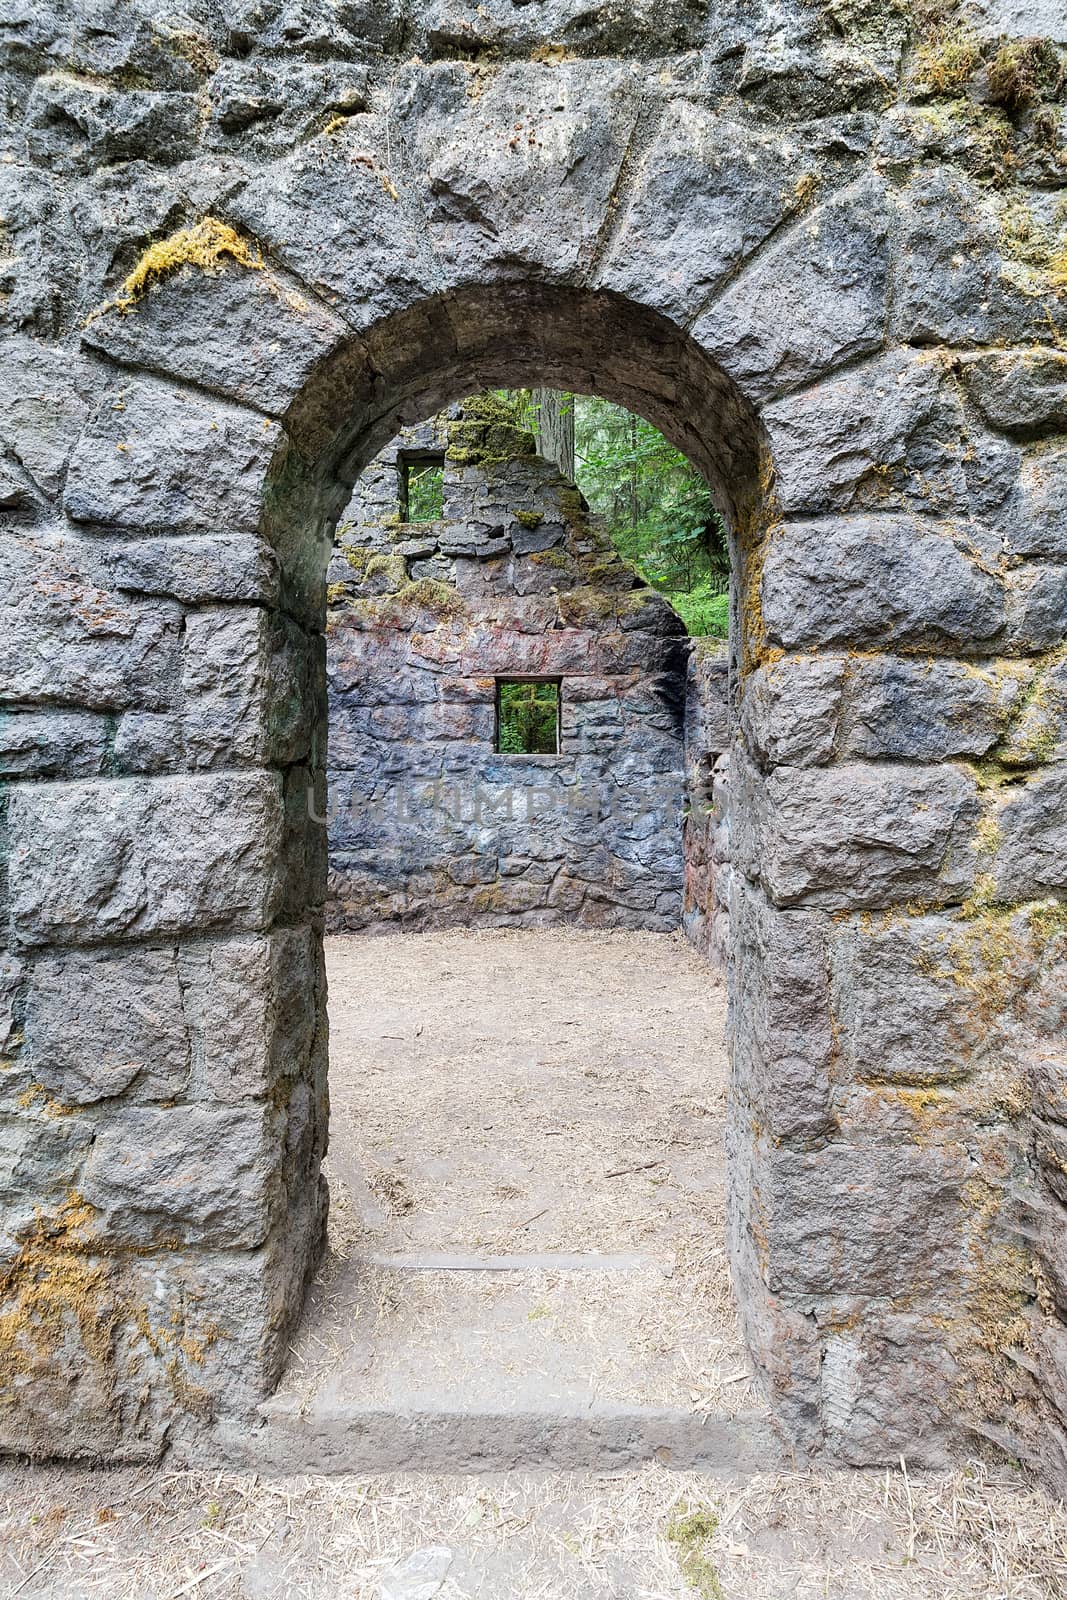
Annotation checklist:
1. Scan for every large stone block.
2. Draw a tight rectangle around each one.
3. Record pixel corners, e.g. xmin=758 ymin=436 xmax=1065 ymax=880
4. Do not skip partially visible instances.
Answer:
xmin=761 ymin=516 xmax=1006 ymax=652
xmin=80 ymin=1103 xmax=285 ymax=1249
xmin=0 ymin=710 xmax=109 ymax=779
xmin=25 ymin=73 xmax=198 ymax=175
xmin=1013 ymin=445 xmax=1067 ymax=561
xmin=1006 ymin=563 xmax=1067 ymax=653
xmin=829 ymin=913 xmax=989 ymax=1085
xmin=729 ymin=878 xmax=835 ymax=1138
xmin=0 ymin=335 xmax=91 ymax=497
xmin=597 ymin=107 xmax=810 ymax=323
xmin=819 ymin=1306 xmax=961 ymax=1466
xmin=181 ymin=608 xmax=323 ymax=771
xmin=739 ymin=655 xmax=844 ymax=767
xmin=390 ymin=60 xmax=641 ymax=285
xmin=961 ymin=350 xmax=1067 ymax=437
xmin=0 ymin=1115 xmax=94 ymax=1245
xmin=995 ymin=767 xmax=1067 ymax=901
xmin=732 ymin=752 xmax=979 ymax=910
xmin=227 ymin=115 xmax=435 ymax=329
xmin=21 ymin=947 xmax=190 ymax=1105
xmin=415 ymin=0 xmax=709 ymax=57
xmin=763 ymin=350 xmax=1019 ymax=520
xmin=64 ymin=378 xmax=277 ymax=536
xmin=694 ymin=175 xmax=890 ymax=402
xmin=752 ymin=1130 xmax=969 ymax=1297
xmin=103 ymin=533 xmax=280 ymax=606
xmin=82 ymin=256 xmax=347 ymax=420
xmin=8 ymin=772 xmax=285 ymax=947
xmin=0 ymin=529 xmax=182 ymax=712
xmin=839 ymin=657 xmax=1027 ymax=762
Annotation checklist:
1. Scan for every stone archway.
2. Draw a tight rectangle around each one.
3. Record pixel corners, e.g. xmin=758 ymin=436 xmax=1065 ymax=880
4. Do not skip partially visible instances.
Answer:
xmin=2 ymin=10 xmax=1065 ymax=1483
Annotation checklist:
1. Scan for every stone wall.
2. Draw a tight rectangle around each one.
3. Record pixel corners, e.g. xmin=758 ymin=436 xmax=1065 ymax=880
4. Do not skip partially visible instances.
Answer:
xmin=325 ymin=401 xmax=688 ymax=931
xmin=682 ymin=637 xmax=731 ymax=963
xmin=0 ymin=0 xmax=1065 ymax=1487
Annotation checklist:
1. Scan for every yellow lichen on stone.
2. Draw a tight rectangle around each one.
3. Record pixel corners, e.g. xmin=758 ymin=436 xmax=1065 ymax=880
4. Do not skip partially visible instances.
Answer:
xmin=119 ymin=217 xmax=262 ymax=308
xmin=0 ymin=1194 xmax=115 ymax=1390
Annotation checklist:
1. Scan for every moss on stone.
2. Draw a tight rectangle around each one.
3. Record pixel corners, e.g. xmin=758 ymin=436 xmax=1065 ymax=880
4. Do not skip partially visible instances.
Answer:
xmin=117 ymin=217 xmax=262 ymax=308
xmin=915 ymin=33 xmax=980 ymax=95
xmin=513 ymin=510 xmax=543 ymax=529
xmin=664 ymin=1504 xmax=723 ymax=1600
xmin=395 ymin=579 xmax=467 ymax=618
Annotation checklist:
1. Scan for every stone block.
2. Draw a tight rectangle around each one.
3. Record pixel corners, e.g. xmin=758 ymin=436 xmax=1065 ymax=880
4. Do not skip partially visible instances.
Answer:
xmin=995 ymin=767 xmax=1067 ymax=901
xmin=829 ymin=913 xmax=988 ymax=1085
xmin=80 ymin=1103 xmax=284 ymax=1249
xmin=763 ymin=352 xmax=1019 ymax=520
xmin=839 ymin=657 xmax=1026 ymax=762
xmin=1012 ymin=445 xmax=1067 ymax=561
xmin=961 ymin=350 xmax=1067 ymax=436
xmin=392 ymin=61 xmax=641 ymax=285
xmin=25 ymin=73 xmax=198 ymax=174
xmin=761 ymin=516 xmax=1006 ymax=652
xmin=0 ymin=529 xmax=182 ymax=712
xmin=598 ymin=107 xmax=809 ymax=323
xmin=819 ymin=1306 xmax=961 ymax=1466
xmin=23 ymin=947 xmax=190 ymax=1105
xmin=740 ymin=656 xmax=844 ymax=767
xmin=8 ymin=772 xmax=284 ymax=947
xmin=0 ymin=711 xmax=109 ymax=779
xmin=104 ymin=534 xmax=280 ymax=606
xmin=753 ymin=1129 xmax=968 ymax=1297
xmin=732 ymin=752 xmax=979 ymax=910
xmin=1006 ymin=564 xmax=1067 ymax=653
xmin=0 ymin=335 xmax=91 ymax=497
xmin=729 ymin=878 xmax=835 ymax=1138
xmin=893 ymin=168 xmax=1067 ymax=347
xmin=82 ymin=257 xmax=347 ymax=420
xmin=695 ymin=175 xmax=889 ymax=402
xmin=64 ymin=378 xmax=277 ymax=536
xmin=227 ymin=115 xmax=434 ymax=329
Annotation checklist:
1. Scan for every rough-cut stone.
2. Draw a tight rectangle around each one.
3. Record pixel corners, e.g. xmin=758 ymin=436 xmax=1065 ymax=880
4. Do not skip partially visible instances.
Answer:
xmin=8 ymin=773 xmax=285 ymax=947
xmin=694 ymin=175 xmax=890 ymax=402
xmin=64 ymin=379 xmax=277 ymax=535
xmin=103 ymin=533 xmax=280 ymax=606
xmin=598 ymin=108 xmax=811 ymax=323
xmin=0 ymin=711 xmax=109 ymax=779
xmin=961 ymin=351 xmax=1067 ymax=437
xmin=1013 ymin=445 xmax=1067 ymax=561
xmin=761 ymin=516 xmax=1006 ymax=652
xmin=734 ymin=754 xmax=979 ymax=910
xmin=740 ymin=656 xmax=845 ymax=767
xmin=0 ymin=336 xmax=91 ymax=497
xmin=839 ymin=658 xmax=1027 ymax=762
xmin=995 ymin=768 xmax=1067 ymax=901
xmin=830 ymin=913 xmax=990 ymax=1085
xmin=0 ymin=529 xmax=182 ymax=712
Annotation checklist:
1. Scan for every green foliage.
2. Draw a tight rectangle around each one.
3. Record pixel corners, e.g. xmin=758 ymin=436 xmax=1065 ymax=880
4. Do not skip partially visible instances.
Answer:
xmin=571 ymin=395 xmax=730 ymax=638
xmin=404 ymin=460 xmax=444 ymax=521
xmin=497 ymin=681 xmax=559 ymax=754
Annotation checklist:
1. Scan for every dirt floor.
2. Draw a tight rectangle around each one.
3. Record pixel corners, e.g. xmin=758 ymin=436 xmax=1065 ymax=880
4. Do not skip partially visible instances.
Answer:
xmin=0 ymin=930 xmax=1064 ymax=1597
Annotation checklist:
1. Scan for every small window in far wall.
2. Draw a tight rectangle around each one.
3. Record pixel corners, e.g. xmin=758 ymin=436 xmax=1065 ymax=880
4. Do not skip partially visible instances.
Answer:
xmin=399 ymin=454 xmax=444 ymax=522
xmin=496 ymin=680 xmax=561 ymax=755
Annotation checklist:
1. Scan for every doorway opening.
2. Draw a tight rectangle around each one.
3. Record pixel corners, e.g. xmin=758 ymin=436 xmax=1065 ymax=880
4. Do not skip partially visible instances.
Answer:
xmin=266 ymin=380 xmax=760 ymax=1467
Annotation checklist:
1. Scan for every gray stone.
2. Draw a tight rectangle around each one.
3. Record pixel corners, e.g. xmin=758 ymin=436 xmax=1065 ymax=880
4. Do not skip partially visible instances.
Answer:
xmin=740 ymin=656 xmax=845 ymax=767
xmin=103 ymin=533 xmax=280 ymax=606
xmin=995 ymin=768 xmax=1067 ymax=901
xmin=0 ymin=528 xmax=182 ymax=712
xmin=0 ymin=710 xmax=109 ymax=779
xmin=729 ymin=877 xmax=835 ymax=1139
xmin=961 ymin=351 xmax=1067 ymax=437
xmin=830 ymin=913 xmax=990 ymax=1085
xmin=82 ymin=257 xmax=348 ymax=419
xmin=81 ymin=1104 xmax=283 ymax=1249
xmin=8 ymin=772 xmax=285 ymax=947
xmin=25 ymin=73 xmax=199 ymax=174
xmin=761 ymin=516 xmax=1006 ymax=652
xmin=0 ymin=336 xmax=91 ymax=497
xmin=840 ymin=657 xmax=1027 ymax=762
xmin=1006 ymin=564 xmax=1067 ymax=653
xmin=763 ymin=352 xmax=1021 ymax=519
xmin=64 ymin=379 xmax=277 ymax=535
xmin=597 ymin=107 xmax=810 ymax=323
xmin=734 ymin=754 xmax=979 ymax=910
xmin=1013 ymin=445 xmax=1067 ymax=560
xmin=694 ymin=175 xmax=890 ymax=402
xmin=23 ymin=947 xmax=190 ymax=1105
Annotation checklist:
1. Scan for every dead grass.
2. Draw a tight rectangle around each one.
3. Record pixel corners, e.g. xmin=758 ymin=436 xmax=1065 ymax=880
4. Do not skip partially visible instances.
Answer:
xmin=0 ymin=1458 xmax=1062 ymax=1598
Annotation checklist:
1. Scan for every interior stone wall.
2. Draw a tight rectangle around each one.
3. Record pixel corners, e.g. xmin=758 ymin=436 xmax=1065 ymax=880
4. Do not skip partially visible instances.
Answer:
xmin=325 ymin=401 xmax=688 ymax=932
xmin=0 ymin=0 xmax=1065 ymax=1486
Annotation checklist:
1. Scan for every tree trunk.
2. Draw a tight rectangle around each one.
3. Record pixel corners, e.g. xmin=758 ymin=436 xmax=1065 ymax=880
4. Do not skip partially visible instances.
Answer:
xmin=531 ymin=389 xmax=575 ymax=484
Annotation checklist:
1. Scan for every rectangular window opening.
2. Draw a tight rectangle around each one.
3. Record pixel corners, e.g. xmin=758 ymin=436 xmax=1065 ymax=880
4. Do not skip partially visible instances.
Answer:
xmin=496 ymin=679 xmax=561 ymax=755
xmin=399 ymin=453 xmax=445 ymax=522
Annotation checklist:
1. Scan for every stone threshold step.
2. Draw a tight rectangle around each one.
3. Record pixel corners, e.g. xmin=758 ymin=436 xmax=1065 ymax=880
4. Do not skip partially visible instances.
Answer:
xmin=203 ymin=1405 xmax=783 ymax=1475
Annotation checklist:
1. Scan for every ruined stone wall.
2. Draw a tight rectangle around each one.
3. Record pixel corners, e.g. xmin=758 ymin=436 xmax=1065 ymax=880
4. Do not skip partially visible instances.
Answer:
xmin=0 ymin=0 xmax=1065 ymax=1486
xmin=682 ymin=638 xmax=731 ymax=963
xmin=325 ymin=403 xmax=688 ymax=931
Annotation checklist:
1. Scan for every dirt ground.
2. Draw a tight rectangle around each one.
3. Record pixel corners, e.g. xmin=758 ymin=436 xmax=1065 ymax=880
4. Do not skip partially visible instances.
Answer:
xmin=0 ymin=931 xmax=1064 ymax=1597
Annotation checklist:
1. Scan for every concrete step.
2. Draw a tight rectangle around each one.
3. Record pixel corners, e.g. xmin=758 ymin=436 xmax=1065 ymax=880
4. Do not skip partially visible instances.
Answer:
xmin=196 ymin=1251 xmax=779 ymax=1474
xmin=214 ymin=1398 xmax=783 ymax=1474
